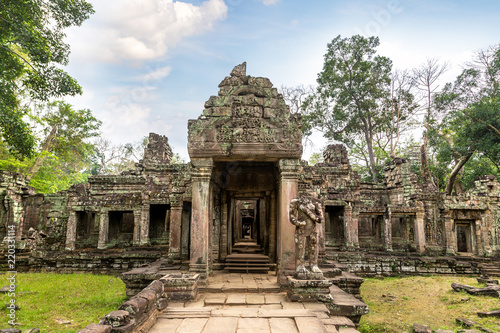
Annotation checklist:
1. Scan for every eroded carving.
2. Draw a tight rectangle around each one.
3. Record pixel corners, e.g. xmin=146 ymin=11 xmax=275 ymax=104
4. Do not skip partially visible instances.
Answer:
xmin=290 ymin=194 xmax=324 ymax=280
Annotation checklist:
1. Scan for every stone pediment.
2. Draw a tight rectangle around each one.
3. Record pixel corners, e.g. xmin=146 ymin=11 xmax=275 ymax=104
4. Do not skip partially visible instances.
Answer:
xmin=188 ymin=62 xmax=302 ymax=160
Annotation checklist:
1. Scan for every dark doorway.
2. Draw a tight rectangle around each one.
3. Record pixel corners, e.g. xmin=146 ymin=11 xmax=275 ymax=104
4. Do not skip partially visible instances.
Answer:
xmin=325 ymin=206 xmax=344 ymax=246
xmin=457 ymin=223 xmax=471 ymax=253
xmin=181 ymin=202 xmax=192 ymax=260
xmin=76 ymin=211 xmax=98 ymax=248
xmin=242 ymin=217 xmax=253 ymax=239
xmin=149 ymin=204 xmax=170 ymax=244
xmin=108 ymin=211 xmax=134 ymax=245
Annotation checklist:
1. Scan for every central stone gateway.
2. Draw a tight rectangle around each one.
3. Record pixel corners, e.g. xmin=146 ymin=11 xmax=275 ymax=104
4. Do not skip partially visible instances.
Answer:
xmin=187 ymin=62 xmax=303 ymax=280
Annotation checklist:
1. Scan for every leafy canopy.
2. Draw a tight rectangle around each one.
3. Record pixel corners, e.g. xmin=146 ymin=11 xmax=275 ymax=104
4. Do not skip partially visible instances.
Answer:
xmin=0 ymin=0 xmax=94 ymax=157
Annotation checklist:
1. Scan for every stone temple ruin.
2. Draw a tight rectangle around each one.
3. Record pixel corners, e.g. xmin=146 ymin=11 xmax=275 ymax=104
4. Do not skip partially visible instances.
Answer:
xmin=1 ymin=63 xmax=500 ymax=331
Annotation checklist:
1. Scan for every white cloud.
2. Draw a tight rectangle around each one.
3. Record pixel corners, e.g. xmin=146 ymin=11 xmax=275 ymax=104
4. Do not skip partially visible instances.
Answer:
xmin=255 ymin=0 xmax=280 ymax=5
xmin=68 ymin=0 xmax=228 ymax=63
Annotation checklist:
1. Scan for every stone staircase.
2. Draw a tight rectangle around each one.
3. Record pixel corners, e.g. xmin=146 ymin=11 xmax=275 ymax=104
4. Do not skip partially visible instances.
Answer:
xmin=480 ymin=262 xmax=500 ymax=277
xmin=225 ymin=242 xmax=271 ymax=273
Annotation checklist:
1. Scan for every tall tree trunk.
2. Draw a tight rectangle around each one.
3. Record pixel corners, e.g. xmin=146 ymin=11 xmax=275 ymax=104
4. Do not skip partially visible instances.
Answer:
xmin=365 ymin=131 xmax=378 ymax=182
xmin=26 ymin=124 xmax=58 ymax=179
xmin=445 ymin=151 xmax=474 ymax=195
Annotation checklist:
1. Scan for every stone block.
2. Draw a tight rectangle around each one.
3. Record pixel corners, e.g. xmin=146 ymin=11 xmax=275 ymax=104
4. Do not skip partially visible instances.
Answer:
xmin=413 ymin=323 xmax=431 ymax=333
xmin=145 ymin=280 xmax=164 ymax=298
xmin=119 ymin=296 xmax=148 ymax=317
xmin=477 ymin=310 xmax=500 ymax=317
xmin=77 ymin=324 xmax=112 ymax=333
xmin=101 ymin=310 xmax=132 ymax=327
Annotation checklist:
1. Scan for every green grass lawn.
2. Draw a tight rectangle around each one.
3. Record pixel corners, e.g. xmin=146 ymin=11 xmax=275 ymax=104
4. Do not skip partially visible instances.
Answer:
xmin=359 ymin=275 xmax=500 ymax=333
xmin=0 ymin=273 xmax=127 ymax=332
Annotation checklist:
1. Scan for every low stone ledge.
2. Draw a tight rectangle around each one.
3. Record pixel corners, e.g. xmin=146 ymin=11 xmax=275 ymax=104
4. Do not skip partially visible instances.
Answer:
xmin=78 ymin=279 xmax=168 ymax=333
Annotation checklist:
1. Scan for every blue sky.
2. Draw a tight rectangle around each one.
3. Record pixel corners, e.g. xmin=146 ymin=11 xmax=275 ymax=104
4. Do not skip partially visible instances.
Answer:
xmin=64 ymin=0 xmax=500 ymax=160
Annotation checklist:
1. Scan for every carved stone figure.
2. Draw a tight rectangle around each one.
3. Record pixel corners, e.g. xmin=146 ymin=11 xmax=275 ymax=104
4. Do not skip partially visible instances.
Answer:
xmin=289 ymin=194 xmax=324 ymax=280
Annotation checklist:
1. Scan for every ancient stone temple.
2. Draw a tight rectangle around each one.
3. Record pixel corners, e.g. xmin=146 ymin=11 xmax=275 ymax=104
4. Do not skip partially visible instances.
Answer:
xmin=1 ymin=63 xmax=500 ymax=280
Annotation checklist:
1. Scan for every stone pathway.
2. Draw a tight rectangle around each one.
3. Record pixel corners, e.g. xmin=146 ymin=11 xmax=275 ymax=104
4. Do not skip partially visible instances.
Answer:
xmin=148 ymin=273 xmax=360 ymax=333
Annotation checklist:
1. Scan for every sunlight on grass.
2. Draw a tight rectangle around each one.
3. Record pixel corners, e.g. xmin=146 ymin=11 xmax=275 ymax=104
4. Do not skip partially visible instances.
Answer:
xmin=359 ymin=276 xmax=500 ymax=333
xmin=0 ymin=273 xmax=126 ymax=332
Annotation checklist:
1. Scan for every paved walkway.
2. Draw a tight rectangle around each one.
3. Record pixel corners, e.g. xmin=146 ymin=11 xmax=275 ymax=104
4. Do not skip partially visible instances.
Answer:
xmin=148 ymin=273 xmax=360 ymax=333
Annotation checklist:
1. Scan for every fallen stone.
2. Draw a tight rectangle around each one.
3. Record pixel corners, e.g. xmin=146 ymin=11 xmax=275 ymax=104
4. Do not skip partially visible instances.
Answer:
xmin=451 ymin=283 xmax=499 ymax=297
xmin=456 ymin=318 xmax=479 ymax=328
xmin=457 ymin=330 xmax=480 ymax=333
xmin=54 ymin=318 xmax=71 ymax=325
xmin=477 ymin=310 xmax=500 ymax=318
xmin=77 ymin=323 xmax=112 ymax=333
xmin=477 ymin=276 xmax=498 ymax=285
xmin=4 ymin=304 xmax=20 ymax=310
xmin=451 ymin=283 xmax=473 ymax=292
xmin=433 ymin=330 xmax=454 ymax=333
xmin=25 ymin=329 xmax=41 ymax=333
xmin=0 ymin=286 xmax=11 ymax=293
xmin=0 ymin=329 xmax=22 ymax=333
xmin=413 ymin=323 xmax=431 ymax=333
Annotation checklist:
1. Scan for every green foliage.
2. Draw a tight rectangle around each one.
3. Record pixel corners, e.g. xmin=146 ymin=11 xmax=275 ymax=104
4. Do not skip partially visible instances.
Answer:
xmin=308 ymin=151 xmax=324 ymax=166
xmin=430 ymin=45 xmax=500 ymax=193
xmin=303 ymin=35 xmax=418 ymax=182
xmin=0 ymin=273 xmax=126 ymax=332
xmin=0 ymin=101 xmax=100 ymax=193
xmin=0 ymin=0 xmax=94 ymax=157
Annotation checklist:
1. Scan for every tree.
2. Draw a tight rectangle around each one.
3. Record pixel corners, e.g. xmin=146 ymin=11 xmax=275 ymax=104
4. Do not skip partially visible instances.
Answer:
xmin=0 ymin=101 xmax=101 ymax=193
xmin=0 ymin=0 xmax=94 ymax=157
xmin=413 ymin=58 xmax=449 ymax=187
xmin=302 ymin=35 xmax=393 ymax=182
xmin=433 ymin=45 xmax=500 ymax=195
xmin=27 ymin=101 xmax=101 ymax=178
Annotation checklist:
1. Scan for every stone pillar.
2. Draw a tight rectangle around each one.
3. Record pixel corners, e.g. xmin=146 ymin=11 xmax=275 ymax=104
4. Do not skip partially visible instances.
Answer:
xmin=136 ymin=208 xmax=146 ymax=245
xmin=277 ymin=159 xmax=301 ymax=277
xmin=383 ymin=208 xmax=393 ymax=251
xmin=344 ymin=203 xmax=359 ymax=249
xmin=220 ymin=192 xmax=228 ymax=261
xmin=65 ymin=211 xmax=77 ymax=250
xmin=269 ymin=190 xmax=277 ymax=262
xmin=415 ymin=208 xmax=426 ymax=253
xmin=443 ymin=209 xmax=455 ymax=255
xmin=189 ymin=158 xmax=213 ymax=280
xmin=97 ymin=211 xmax=109 ymax=250
xmin=475 ymin=219 xmax=483 ymax=256
xmin=169 ymin=205 xmax=183 ymax=259
xmin=318 ymin=207 xmax=326 ymax=257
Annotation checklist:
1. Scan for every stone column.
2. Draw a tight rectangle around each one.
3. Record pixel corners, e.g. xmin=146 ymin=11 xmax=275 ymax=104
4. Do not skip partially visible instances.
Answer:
xmin=383 ymin=208 xmax=393 ymax=251
xmin=443 ymin=209 xmax=455 ymax=255
xmin=269 ymin=190 xmax=277 ymax=262
xmin=415 ymin=207 xmax=426 ymax=253
xmin=277 ymin=159 xmax=301 ymax=277
xmin=136 ymin=208 xmax=146 ymax=245
xmin=169 ymin=205 xmax=183 ymax=259
xmin=344 ymin=203 xmax=359 ymax=249
xmin=220 ymin=192 xmax=228 ymax=261
xmin=475 ymin=219 xmax=483 ymax=256
xmin=189 ymin=158 xmax=213 ymax=280
xmin=97 ymin=211 xmax=109 ymax=250
xmin=65 ymin=211 xmax=77 ymax=250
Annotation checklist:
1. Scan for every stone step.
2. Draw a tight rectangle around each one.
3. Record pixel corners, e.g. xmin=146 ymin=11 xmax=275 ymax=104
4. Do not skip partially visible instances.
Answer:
xmin=225 ymin=253 xmax=271 ymax=273
xmin=328 ymin=284 xmax=369 ymax=325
